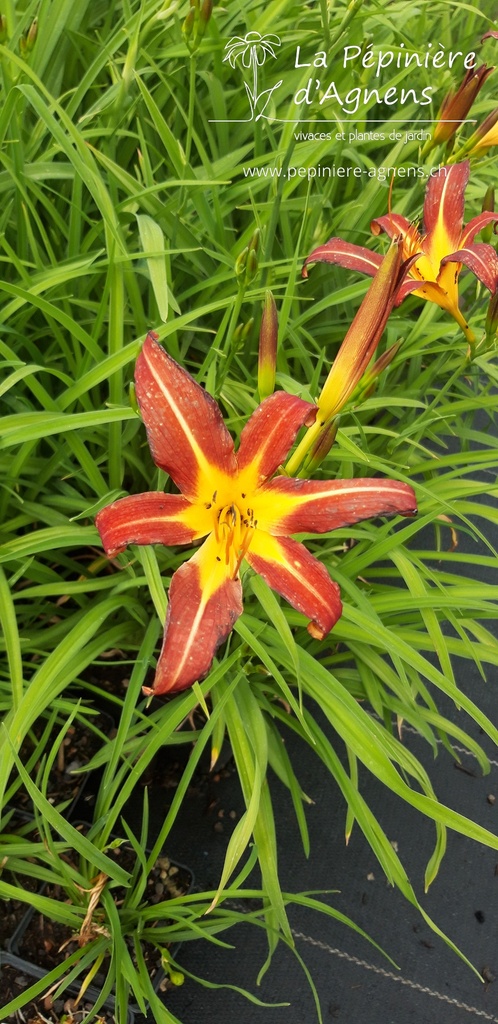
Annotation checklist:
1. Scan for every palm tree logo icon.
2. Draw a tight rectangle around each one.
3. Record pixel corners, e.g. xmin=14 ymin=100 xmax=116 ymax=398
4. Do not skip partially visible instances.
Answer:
xmin=223 ymin=31 xmax=283 ymax=121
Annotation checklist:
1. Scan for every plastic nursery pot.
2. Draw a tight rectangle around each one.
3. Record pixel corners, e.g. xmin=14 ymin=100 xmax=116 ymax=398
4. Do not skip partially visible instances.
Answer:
xmin=7 ymin=840 xmax=193 ymax=1017
xmin=0 ymin=950 xmax=135 ymax=1024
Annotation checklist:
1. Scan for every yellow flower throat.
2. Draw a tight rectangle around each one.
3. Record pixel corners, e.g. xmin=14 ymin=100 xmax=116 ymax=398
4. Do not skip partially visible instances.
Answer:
xmin=211 ymin=494 xmax=257 ymax=577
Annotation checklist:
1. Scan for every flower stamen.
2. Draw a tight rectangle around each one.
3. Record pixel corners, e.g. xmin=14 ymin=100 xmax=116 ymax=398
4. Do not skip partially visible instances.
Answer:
xmin=215 ymin=502 xmax=255 ymax=577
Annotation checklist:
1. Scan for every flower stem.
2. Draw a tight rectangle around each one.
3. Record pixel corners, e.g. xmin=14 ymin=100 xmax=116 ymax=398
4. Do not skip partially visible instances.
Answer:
xmin=285 ymin=417 xmax=323 ymax=477
xmin=452 ymin=305 xmax=476 ymax=346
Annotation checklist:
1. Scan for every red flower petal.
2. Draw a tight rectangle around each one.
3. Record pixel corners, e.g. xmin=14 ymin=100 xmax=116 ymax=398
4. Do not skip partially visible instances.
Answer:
xmin=245 ymin=532 xmax=342 ymax=640
xmin=422 ymin=163 xmax=469 ymax=253
xmin=135 ymin=333 xmax=237 ymax=501
xmin=143 ymin=533 xmax=243 ymax=696
xmin=96 ymin=493 xmax=202 ymax=556
xmin=236 ymin=391 xmax=316 ymax=486
xmin=254 ymin=477 xmax=417 ymax=535
xmin=370 ymin=214 xmax=413 ymax=241
xmin=441 ymin=243 xmax=498 ymax=294
xmin=302 ymin=238 xmax=384 ymax=279
xmin=459 ymin=212 xmax=498 ymax=247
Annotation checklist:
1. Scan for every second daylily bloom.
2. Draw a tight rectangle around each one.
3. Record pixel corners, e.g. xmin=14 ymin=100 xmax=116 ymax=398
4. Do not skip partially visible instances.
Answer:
xmin=303 ymin=162 xmax=498 ymax=344
xmin=96 ymin=333 xmax=417 ymax=696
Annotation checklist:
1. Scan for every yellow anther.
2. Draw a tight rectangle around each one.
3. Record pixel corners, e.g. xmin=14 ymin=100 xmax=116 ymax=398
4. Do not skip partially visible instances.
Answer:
xmin=212 ymin=501 xmax=253 ymax=577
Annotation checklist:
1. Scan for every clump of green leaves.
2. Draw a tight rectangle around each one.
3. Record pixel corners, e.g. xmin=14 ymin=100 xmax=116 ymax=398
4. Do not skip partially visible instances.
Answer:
xmin=1 ymin=1 xmax=498 ymax=1022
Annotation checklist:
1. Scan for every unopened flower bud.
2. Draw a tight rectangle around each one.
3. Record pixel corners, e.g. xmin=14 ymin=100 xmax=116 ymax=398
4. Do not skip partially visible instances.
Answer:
xmin=245 ymin=247 xmax=259 ymax=283
xmin=182 ymin=0 xmax=213 ymax=53
xmin=359 ymin=341 xmax=401 ymax=398
xmin=241 ymin=316 xmax=254 ymax=340
xmin=182 ymin=6 xmax=197 ymax=49
xmin=286 ymin=242 xmax=412 ymax=476
xmin=235 ymin=246 xmax=249 ymax=279
xmin=168 ymin=968 xmax=185 ymax=986
xmin=235 ymin=229 xmax=260 ymax=286
xmin=423 ymin=64 xmax=494 ymax=154
xmin=482 ymin=185 xmax=495 ymax=212
xmin=258 ymin=290 xmax=278 ymax=399
xmin=129 ymin=381 xmax=139 ymax=415
xmin=233 ymin=318 xmax=254 ymax=344
xmin=248 ymin=228 xmax=260 ymax=255
xmin=200 ymin=0 xmax=213 ymax=26
xmin=27 ymin=17 xmax=37 ymax=48
xmin=485 ymin=288 xmax=498 ymax=338
xmin=0 ymin=13 xmax=8 ymax=43
xmin=159 ymin=950 xmax=185 ymax=985
xmin=317 ymin=243 xmax=406 ymax=420
xmin=480 ymin=187 xmax=495 ymax=243
xmin=305 ymin=417 xmax=340 ymax=474
xmin=20 ymin=17 xmax=37 ymax=57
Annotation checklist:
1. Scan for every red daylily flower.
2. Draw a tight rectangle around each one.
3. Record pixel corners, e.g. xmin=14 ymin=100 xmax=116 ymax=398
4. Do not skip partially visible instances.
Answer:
xmin=303 ymin=162 xmax=498 ymax=344
xmin=96 ymin=333 xmax=417 ymax=696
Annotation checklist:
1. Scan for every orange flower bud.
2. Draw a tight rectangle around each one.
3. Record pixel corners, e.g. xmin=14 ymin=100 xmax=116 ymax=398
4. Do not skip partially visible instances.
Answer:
xmin=317 ymin=242 xmax=410 ymax=421
xmin=426 ymin=64 xmax=494 ymax=153
xmin=286 ymin=242 xmax=415 ymax=475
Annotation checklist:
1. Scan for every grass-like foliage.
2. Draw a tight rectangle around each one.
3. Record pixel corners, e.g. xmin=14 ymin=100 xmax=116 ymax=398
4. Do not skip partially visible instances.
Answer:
xmin=1 ymin=0 xmax=498 ymax=1021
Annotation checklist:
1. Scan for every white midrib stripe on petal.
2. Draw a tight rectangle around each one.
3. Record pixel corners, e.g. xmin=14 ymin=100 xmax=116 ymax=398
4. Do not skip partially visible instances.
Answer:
xmin=289 ymin=481 xmax=414 ymax=509
xmin=145 ymin=347 xmax=213 ymax=483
